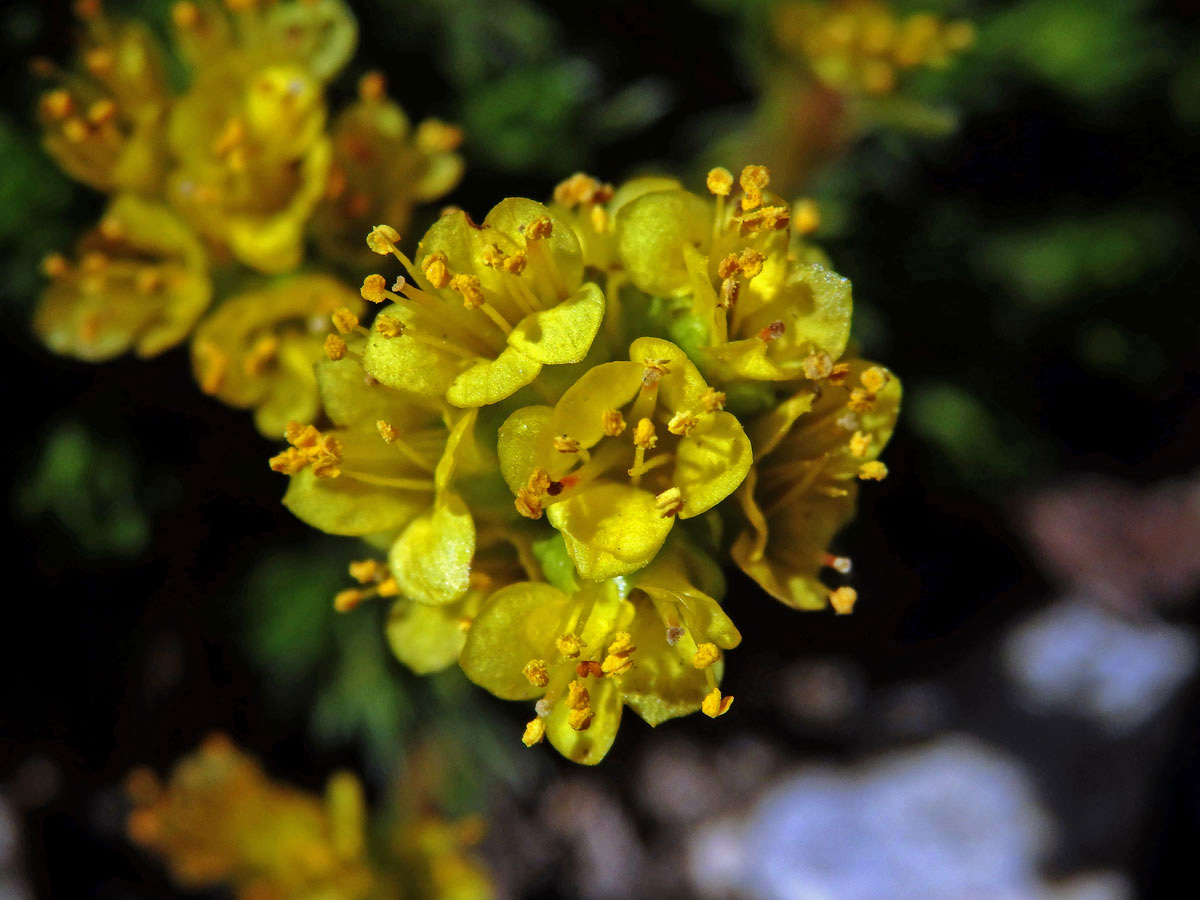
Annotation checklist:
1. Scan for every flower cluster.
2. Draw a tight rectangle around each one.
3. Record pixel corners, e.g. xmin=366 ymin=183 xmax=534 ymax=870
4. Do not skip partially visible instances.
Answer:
xmin=126 ymin=734 xmax=492 ymax=900
xmin=34 ymin=0 xmax=462 ymax=436
xmin=275 ymin=165 xmax=899 ymax=763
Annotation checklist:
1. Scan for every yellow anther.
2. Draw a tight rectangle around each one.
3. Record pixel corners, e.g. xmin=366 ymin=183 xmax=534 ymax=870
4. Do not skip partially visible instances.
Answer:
xmin=514 ymin=489 xmax=543 ymax=520
xmin=61 ymin=118 xmax=88 ymax=143
xmin=366 ymin=224 xmax=401 ymax=256
xmin=849 ymin=431 xmax=873 ymax=458
xmin=553 ymin=172 xmax=610 ymax=207
xmin=480 ymin=243 xmax=507 ymax=269
xmin=829 ymin=586 xmax=858 ymax=615
xmin=42 ymin=89 xmax=75 ymax=120
xmin=655 ymin=486 xmax=684 ymax=518
xmin=135 ymin=269 xmax=165 ymax=294
xmin=285 ymin=421 xmax=319 ymax=447
xmin=706 ymin=167 xmax=733 ymax=197
xmin=737 ymin=205 xmax=791 ymax=236
xmin=642 ymin=359 xmax=671 ymax=384
xmin=602 ymin=409 xmax=626 ymax=436
xmin=310 ymin=455 xmax=342 ymax=480
xmin=667 ymin=411 xmax=699 ymax=436
xmin=502 ymin=251 xmax=527 ymax=275
xmin=172 ymin=1 xmax=199 ymax=28
xmin=803 ymin=351 xmax=834 ymax=381
xmin=522 ymin=659 xmax=550 ymax=688
xmin=358 ymin=71 xmax=386 ymax=102
xmin=84 ymin=47 xmax=114 ymax=76
xmin=449 ymin=274 xmax=485 ymax=309
xmin=556 ymin=634 xmax=583 ymax=659
xmin=522 ymin=717 xmax=546 ymax=747
xmin=717 ymin=253 xmax=741 ymax=280
xmin=360 ymin=273 xmax=388 ymax=303
xmin=702 ymin=688 xmax=734 ymax=718
xmin=377 ymin=578 xmax=399 ymax=598
xmin=86 ymin=99 xmax=117 ymax=127
xmin=525 ymin=216 xmax=553 ymax=240
xmin=601 ymin=654 xmax=634 ymax=677
xmin=794 ymin=198 xmax=821 ymax=235
xmin=698 ymin=388 xmax=726 ymax=413
xmin=349 ymin=559 xmax=387 ymax=584
xmin=567 ymin=707 xmax=593 ymax=731
xmin=41 ymin=253 xmax=69 ymax=278
xmin=526 ymin=467 xmax=552 ymax=495
xmin=861 ymin=366 xmax=891 ymax=393
xmin=324 ymin=333 xmax=347 ymax=360
xmin=331 ymin=308 xmax=359 ymax=334
xmin=333 ymin=588 xmax=365 ymax=613
xmin=212 ymin=117 xmax=245 ymax=157
xmin=739 ymin=164 xmax=771 ymax=211
xmin=268 ymin=447 xmax=308 ymax=475
xmin=828 ymin=362 xmax=852 ymax=386
xmin=567 ymin=679 xmax=590 ymax=710
xmin=242 ymin=334 xmax=279 ymax=376
xmin=692 ymin=643 xmax=720 ymax=669
xmin=375 ymin=315 xmax=404 ymax=338
xmin=858 ymin=460 xmax=888 ymax=481
xmin=718 ymin=276 xmax=739 ymax=309
xmin=377 ymin=420 xmax=401 ymax=444
xmin=848 ymin=387 xmax=876 ymax=413
xmin=633 ymin=418 xmax=658 ymax=450
xmin=553 ymin=435 xmax=583 ymax=454
xmin=591 ymin=205 xmax=610 ymax=234
xmin=608 ymin=632 xmax=635 ymax=656
xmin=739 ymin=249 xmax=765 ymax=279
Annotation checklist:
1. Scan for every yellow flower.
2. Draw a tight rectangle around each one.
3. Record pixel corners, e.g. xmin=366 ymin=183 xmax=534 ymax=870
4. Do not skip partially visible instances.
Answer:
xmin=773 ymin=0 xmax=976 ymax=98
xmin=460 ymin=542 xmax=740 ymax=764
xmin=361 ymin=201 xmax=605 ymax=407
xmin=191 ymin=274 xmax=361 ymax=438
xmin=35 ymin=194 xmax=211 ymax=361
xmin=312 ymin=71 xmax=464 ymax=267
xmin=37 ymin=2 xmax=170 ymax=194
xmin=498 ymin=337 xmax=752 ymax=580
xmin=125 ymin=733 xmax=376 ymax=897
xmin=731 ymin=358 xmax=900 ymax=609
xmin=614 ymin=164 xmax=852 ymax=383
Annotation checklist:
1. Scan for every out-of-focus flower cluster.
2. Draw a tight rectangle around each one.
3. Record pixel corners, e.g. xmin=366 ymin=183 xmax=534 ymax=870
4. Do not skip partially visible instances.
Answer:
xmin=126 ymin=734 xmax=492 ymax=900
xmin=34 ymin=0 xmax=463 ymax=436
xmin=272 ymin=164 xmax=899 ymax=763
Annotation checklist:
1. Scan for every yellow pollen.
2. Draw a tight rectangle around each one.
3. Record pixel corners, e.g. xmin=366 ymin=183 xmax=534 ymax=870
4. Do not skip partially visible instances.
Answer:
xmin=86 ymin=99 xmax=117 ymax=126
xmin=502 ymin=251 xmax=527 ymax=275
xmin=61 ymin=118 xmax=87 ymax=143
xmin=514 ymin=489 xmax=543 ymax=520
xmin=829 ymin=586 xmax=858 ymax=615
xmin=717 ymin=254 xmax=741 ymax=280
xmin=376 ymin=420 xmax=401 ymax=443
xmin=374 ymin=315 xmax=404 ymax=338
xmin=553 ymin=172 xmax=609 ymax=206
xmin=702 ymin=688 xmax=734 ymax=718
xmin=861 ymin=366 xmax=891 ymax=393
xmin=692 ymin=643 xmax=720 ymax=669
xmin=324 ymin=333 xmax=347 ymax=360
xmin=794 ymin=198 xmax=821 ymax=235
xmin=172 ymin=1 xmax=199 ymax=28
xmin=360 ymin=273 xmax=388 ymax=303
xmin=737 ymin=205 xmax=790 ymax=235
xmin=377 ymin=578 xmax=399 ymax=598
xmin=828 ymin=362 xmax=852 ymax=386
xmin=553 ymin=435 xmax=583 ymax=454
xmin=601 ymin=654 xmax=634 ymax=677
xmin=522 ymin=717 xmax=546 ymax=747
xmin=84 ymin=48 xmax=113 ymax=76
xmin=633 ymin=418 xmax=658 ymax=450
xmin=449 ymin=274 xmax=485 ymax=309
xmin=556 ymin=634 xmax=583 ymax=659
xmin=567 ymin=679 xmax=590 ymax=710
xmin=803 ymin=351 xmax=834 ymax=381
xmin=849 ymin=431 xmax=873 ymax=458
xmin=331 ymin=308 xmax=359 ymax=334
xmin=526 ymin=467 xmax=552 ymax=494
xmin=858 ymin=460 xmax=888 ymax=481
xmin=698 ymin=388 xmax=726 ymax=413
xmin=42 ymin=89 xmax=75 ymax=120
xmin=719 ymin=277 xmax=739 ymax=309
xmin=738 ymin=249 xmax=765 ymax=279
xmin=525 ymin=216 xmax=553 ymax=240
xmin=41 ymin=253 xmax=69 ymax=278
xmin=602 ymin=409 xmax=626 ymax=436
xmin=333 ymin=588 xmax=365 ymax=613
xmin=706 ymin=167 xmax=733 ymax=197
xmin=268 ymin=447 xmax=308 ymax=475
xmin=522 ymin=659 xmax=550 ymax=688
xmin=567 ymin=707 xmax=594 ymax=731
xmin=358 ymin=71 xmax=386 ymax=102
xmin=480 ymin=243 xmax=506 ymax=269
xmin=607 ymin=631 xmax=635 ymax=656
xmin=848 ymin=387 xmax=876 ymax=413
xmin=667 ymin=412 xmax=699 ymax=436
xmin=655 ymin=486 xmax=684 ymax=518
xmin=739 ymin=164 xmax=770 ymax=211
xmin=366 ymin=224 xmax=401 ymax=256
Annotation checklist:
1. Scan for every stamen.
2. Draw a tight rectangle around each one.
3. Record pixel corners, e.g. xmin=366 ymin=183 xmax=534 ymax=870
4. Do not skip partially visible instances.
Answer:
xmin=556 ymin=634 xmax=583 ymax=659
xmin=667 ymin=411 xmax=699 ymax=437
xmin=522 ymin=717 xmax=546 ymax=747
xmin=376 ymin=420 xmax=436 ymax=472
xmin=857 ymin=461 xmax=888 ymax=481
xmin=849 ymin=431 xmax=873 ymax=458
xmin=803 ymin=351 xmax=833 ymax=380
xmin=523 ymin=659 xmax=550 ymax=687
xmin=738 ymin=164 xmax=770 ymax=212
xmin=701 ymin=688 xmax=734 ymax=718
xmin=829 ymin=586 xmax=858 ymax=615
xmin=822 ymin=553 xmax=853 ymax=574
xmin=602 ymin=409 xmax=626 ymax=436
xmin=794 ymin=198 xmax=821 ymax=235
xmin=692 ymin=643 xmax=719 ymax=669
xmin=698 ymin=388 xmax=726 ymax=413
xmin=654 ymin=486 xmax=684 ymax=518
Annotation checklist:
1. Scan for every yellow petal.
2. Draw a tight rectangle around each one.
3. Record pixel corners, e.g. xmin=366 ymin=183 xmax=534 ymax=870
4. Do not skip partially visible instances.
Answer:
xmin=283 ymin=468 xmax=427 ymax=536
xmin=546 ymin=483 xmax=674 ymax=581
xmin=446 ymin=346 xmax=542 ymax=408
xmin=386 ymin=597 xmax=470 ymax=675
xmin=619 ymin=607 xmax=715 ymax=727
xmin=550 ymin=361 xmax=644 ymax=451
xmin=507 ymin=282 xmax=605 ymax=364
xmin=673 ymin=410 xmax=752 ymax=518
xmin=745 ymin=389 xmax=816 ymax=461
xmin=497 ymin=405 xmax=555 ymax=494
xmin=483 ymin=198 xmax=583 ymax=291
xmin=616 ymin=189 xmax=712 ymax=296
xmin=460 ymin=582 xmax=572 ymax=700
xmin=628 ymin=336 xmax=708 ymax=411
xmin=361 ymin=303 xmax=463 ymax=398
xmin=389 ymin=492 xmax=475 ymax=605
xmin=545 ymin=670 xmax=622 ymax=765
